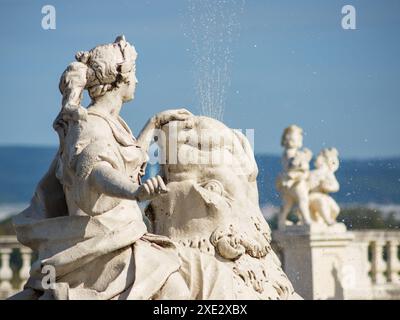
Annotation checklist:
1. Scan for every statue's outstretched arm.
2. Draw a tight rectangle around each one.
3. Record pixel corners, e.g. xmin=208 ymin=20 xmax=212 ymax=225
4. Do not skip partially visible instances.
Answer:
xmin=136 ymin=116 xmax=157 ymax=154
xmin=89 ymin=162 xmax=140 ymax=199
xmin=136 ymin=108 xmax=193 ymax=153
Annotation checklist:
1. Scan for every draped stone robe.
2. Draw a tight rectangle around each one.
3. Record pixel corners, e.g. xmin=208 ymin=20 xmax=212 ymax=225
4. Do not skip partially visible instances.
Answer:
xmin=11 ymin=110 xmax=254 ymax=300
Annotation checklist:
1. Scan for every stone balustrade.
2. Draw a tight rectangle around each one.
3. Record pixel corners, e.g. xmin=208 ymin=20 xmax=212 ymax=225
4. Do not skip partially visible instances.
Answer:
xmin=0 ymin=236 xmax=32 ymax=299
xmin=1 ymin=230 xmax=399 ymax=300
xmin=272 ymin=227 xmax=400 ymax=300
xmin=350 ymin=230 xmax=400 ymax=299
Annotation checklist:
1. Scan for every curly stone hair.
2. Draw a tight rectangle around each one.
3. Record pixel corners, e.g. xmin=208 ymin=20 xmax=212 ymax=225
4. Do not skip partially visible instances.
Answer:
xmin=56 ymin=35 xmax=137 ymax=124
xmin=53 ymin=35 xmax=137 ymax=148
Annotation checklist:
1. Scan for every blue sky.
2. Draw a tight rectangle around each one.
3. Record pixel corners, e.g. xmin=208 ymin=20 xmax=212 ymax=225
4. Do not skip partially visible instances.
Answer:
xmin=0 ymin=0 xmax=399 ymax=158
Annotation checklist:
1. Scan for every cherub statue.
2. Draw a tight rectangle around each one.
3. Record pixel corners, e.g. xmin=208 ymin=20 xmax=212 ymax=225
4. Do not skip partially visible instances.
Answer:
xmin=276 ymin=125 xmax=341 ymax=229
xmin=276 ymin=125 xmax=313 ymax=228
xmin=308 ymin=148 xmax=341 ymax=225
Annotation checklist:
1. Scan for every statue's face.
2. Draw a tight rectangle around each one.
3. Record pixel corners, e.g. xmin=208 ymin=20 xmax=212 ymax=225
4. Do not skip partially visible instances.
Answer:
xmin=315 ymin=153 xmax=339 ymax=172
xmin=327 ymin=154 xmax=339 ymax=171
xmin=121 ymin=70 xmax=138 ymax=102
xmin=284 ymin=131 xmax=303 ymax=149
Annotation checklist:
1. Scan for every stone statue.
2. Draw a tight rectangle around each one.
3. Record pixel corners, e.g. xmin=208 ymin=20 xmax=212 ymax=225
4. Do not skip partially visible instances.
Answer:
xmin=147 ymin=116 xmax=300 ymax=299
xmin=276 ymin=126 xmax=341 ymax=229
xmin=276 ymin=125 xmax=313 ymax=228
xmin=9 ymin=36 xmax=298 ymax=300
xmin=308 ymin=148 xmax=341 ymax=225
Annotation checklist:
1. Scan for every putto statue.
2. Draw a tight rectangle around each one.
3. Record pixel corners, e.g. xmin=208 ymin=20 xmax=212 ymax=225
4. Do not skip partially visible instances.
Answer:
xmin=10 ymin=36 xmax=298 ymax=300
xmin=308 ymin=148 xmax=341 ymax=225
xmin=276 ymin=125 xmax=341 ymax=229
xmin=276 ymin=125 xmax=313 ymax=228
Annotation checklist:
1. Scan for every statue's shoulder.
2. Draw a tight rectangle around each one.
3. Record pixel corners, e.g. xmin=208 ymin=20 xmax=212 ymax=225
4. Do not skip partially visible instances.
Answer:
xmin=64 ymin=114 xmax=114 ymax=156
xmin=71 ymin=115 xmax=122 ymax=177
xmin=82 ymin=113 xmax=114 ymax=138
xmin=73 ymin=137 xmax=121 ymax=179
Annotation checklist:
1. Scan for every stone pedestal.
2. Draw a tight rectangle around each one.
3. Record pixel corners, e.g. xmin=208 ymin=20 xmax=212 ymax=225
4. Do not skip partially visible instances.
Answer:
xmin=273 ymin=223 xmax=369 ymax=300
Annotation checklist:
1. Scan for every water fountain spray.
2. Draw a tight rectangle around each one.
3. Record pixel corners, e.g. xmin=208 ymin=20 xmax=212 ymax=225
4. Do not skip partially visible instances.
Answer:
xmin=185 ymin=0 xmax=245 ymax=120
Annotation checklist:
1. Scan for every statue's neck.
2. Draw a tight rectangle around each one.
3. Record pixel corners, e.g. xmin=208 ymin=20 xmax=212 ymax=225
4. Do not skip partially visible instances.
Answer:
xmin=89 ymin=93 xmax=123 ymax=119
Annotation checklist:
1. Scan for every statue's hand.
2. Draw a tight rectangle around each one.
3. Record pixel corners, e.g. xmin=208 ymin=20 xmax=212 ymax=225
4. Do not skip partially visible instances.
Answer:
xmin=154 ymin=108 xmax=193 ymax=128
xmin=135 ymin=175 xmax=168 ymax=202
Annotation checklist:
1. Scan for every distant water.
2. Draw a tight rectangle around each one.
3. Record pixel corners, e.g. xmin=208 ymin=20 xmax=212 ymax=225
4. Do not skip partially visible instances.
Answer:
xmin=255 ymin=154 xmax=400 ymax=207
xmin=0 ymin=146 xmax=56 ymax=204
xmin=0 ymin=146 xmax=400 ymax=220
xmin=260 ymin=203 xmax=400 ymax=221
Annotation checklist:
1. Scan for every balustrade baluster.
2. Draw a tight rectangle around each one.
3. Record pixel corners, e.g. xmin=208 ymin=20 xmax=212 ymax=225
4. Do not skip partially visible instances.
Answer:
xmin=371 ymin=240 xmax=386 ymax=284
xmin=19 ymin=247 xmax=32 ymax=290
xmin=0 ymin=248 xmax=14 ymax=294
xmin=387 ymin=240 xmax=400 ymax=284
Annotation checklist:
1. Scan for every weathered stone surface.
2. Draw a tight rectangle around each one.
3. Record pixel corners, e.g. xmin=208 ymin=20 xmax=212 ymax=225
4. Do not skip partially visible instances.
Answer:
xmin=9 ymin=36 xmax=297 ymax=300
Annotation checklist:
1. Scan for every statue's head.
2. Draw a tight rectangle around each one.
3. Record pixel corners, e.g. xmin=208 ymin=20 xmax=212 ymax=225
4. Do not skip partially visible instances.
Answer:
xmin=157 ymin=116 xmax=258 ymax=188
xmin=315 ymin=148 xmax=339 ymax=172
xmin=281 ymin=125 xmax=303 ymax=149
xmin=57 ymin=35 xmax=138 ymax=122
xmin=147 ymin=116 xmax=271 ymax=261
xmin=289 ymin=148 xmax=312 ymax=172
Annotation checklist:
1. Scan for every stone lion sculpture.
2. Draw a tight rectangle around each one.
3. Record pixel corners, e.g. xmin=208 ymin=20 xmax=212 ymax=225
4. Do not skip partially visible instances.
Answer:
xmin=146 ymin=116 xmax=300 ymax=300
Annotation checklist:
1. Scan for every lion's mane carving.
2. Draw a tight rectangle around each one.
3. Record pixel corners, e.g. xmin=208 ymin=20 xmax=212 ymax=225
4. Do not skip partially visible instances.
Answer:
xmin=146 ymin=116 xmax=298 ymax=299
